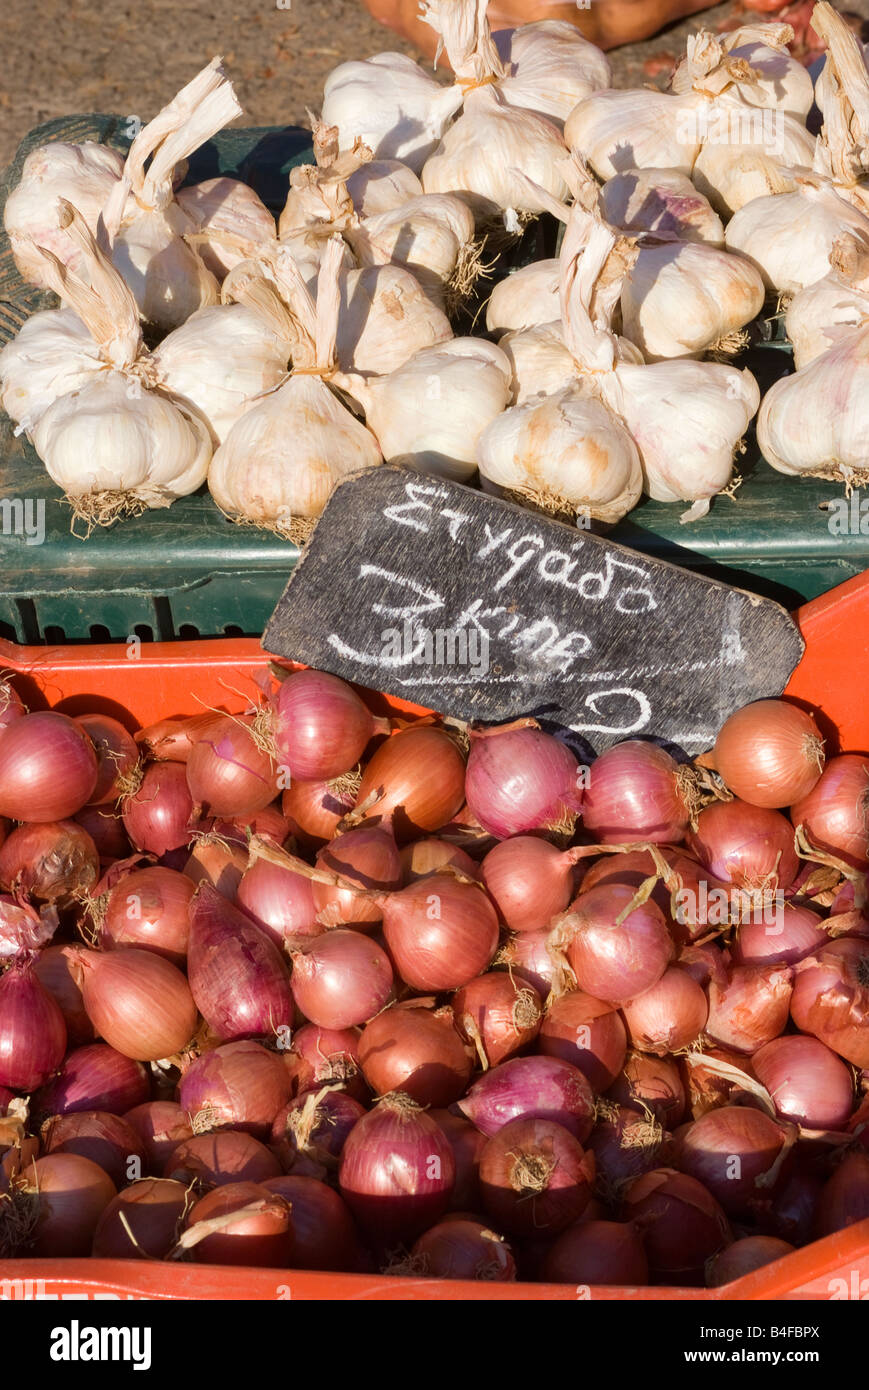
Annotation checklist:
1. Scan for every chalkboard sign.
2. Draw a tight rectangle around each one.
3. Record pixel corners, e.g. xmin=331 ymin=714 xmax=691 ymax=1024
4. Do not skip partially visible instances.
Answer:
xmin=263 ymin=467 xmax=804 ymax=753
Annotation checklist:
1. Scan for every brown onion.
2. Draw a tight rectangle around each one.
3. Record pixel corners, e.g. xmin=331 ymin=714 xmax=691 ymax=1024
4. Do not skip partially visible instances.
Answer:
xmin=76 ymin=713 xmax=139 ymax=806
xmin=356 ymin=725 xmax=467 ymax=842
xmin=101 ymin=866 xmax=194 ymax=967
xmin=706 ymin=1234 xmax=794 ymax=1287
xmin=791 ymin=939 xmax=869 ymax=1067
xmin=178 ymin=1041 xmax=292 ymax=1140
xmin=622 ymin=968 xmax=708 ymax=1055
xmin=453 ymin=972 xmax=543 ymax=1068
xmin=359 ymin=1002 xmax=472 ymax=1106
xmin=182 ymin=1180 xmax=294 ymax=1266
xmin=183 ymin=837 xmax=248 ymax=898
xmin=65 ymin=945 xmax=197 ymax=1061
xmin=706 ymin=962 xmax=793 ymax=1054
xmin=165 ymin=1130 xmax=282 ymax=1187
xmin=20 ymin=1153 xmax=116 ymax=1256
xmin=281 ymin=777 xmax=356 ymax=850
xmin=400 ymin=837 xmax=481 ymax=884
xmin=382 ymin=875 xmax=499 ymax=991
xmin=622 ymin=1168 xmax=730 ymax=1283
xmin=92 ymin=1178 xmax=192 ymax=1259
xmin=135 ymin=712 xmax=229 ymax=763
xmin=539 ymin=990 xmax=626 ymax=1091
xmin=713 ymin=700 xmax=824 ymax=808
xmin=791 ymin=755 xmax=869 ymax=870
xmin=479 ymin=1117 xmax=595 ymax=1237
xmin=409 ymin=1218 xmax=517 ymax=1281
xmin=41 ymin=1110 xmax=146 ymax=1189
xmin=543 ymin=1218 xmax=649 ymax=1286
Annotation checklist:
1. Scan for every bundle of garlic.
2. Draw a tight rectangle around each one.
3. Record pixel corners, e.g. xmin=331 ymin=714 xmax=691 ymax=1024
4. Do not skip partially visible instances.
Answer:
xmin=785 ymin=231 xmax=869 ymax=368
xmin=3 ymin=204 xmax=211 ymax=525
xmin=4 ymin=143 xmax=125 ymax=288
xmin=99 ymin=58 xmax=243 ymax=332
xmin=208 ymin=237 xmax=381 ymax=538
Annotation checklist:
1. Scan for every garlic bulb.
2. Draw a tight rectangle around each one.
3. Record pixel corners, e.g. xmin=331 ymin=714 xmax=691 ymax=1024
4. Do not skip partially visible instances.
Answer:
xmin=0 ymin=308 xmax=105 ymax=431
xmin=4 ymin=142 xmax=124 ymax=288
xmin=757 ymin=325 xmax=869 ymax=483
xmin=565 ymin=89 xmax=703 ymax=180
xmin=690 ymin=115 xmax=816 ymax=218
xmin=101 ymin=58 xmax=242 ymax=331
xmin=785 ymin=234 xmax=869 ymax=368
xmin=491 ymin=19 xmax=610 ymax=127
xmin=620 ymin=239 xmax=765 ymax=360
xmin=343 ymin=338 xmax=511 ymax=481
xmin=670 ymin=24 xmax=813 ymax=120
xmin=486 ymin=260 xmax=560 ymax=336
xmin=344 ymin=193 xmax=477 ymax=307
xmin=176 ymin=177 xmax=276 ymax=279
xmin=599 ymin=169 xmax=725 ymax=245
xmin=345 ymin=159 xmax=423 ymax=217
xmin=332 ymin=262 xmax=452 ymax=376
xmin=725 ymin=177 xmax=869 ymax=293
xmin=208 ymin=239 xmax=381 ymax=537
xmin=499 ymin=322 xmax=577 ymax=403
xmin=321 ymin=53 xmax=463 ymax=173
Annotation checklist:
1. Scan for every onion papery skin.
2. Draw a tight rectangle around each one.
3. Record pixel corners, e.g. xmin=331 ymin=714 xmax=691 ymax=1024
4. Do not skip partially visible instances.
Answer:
xmin=33 ymin=945 xmax=94 ymax=1046
xmin=814 ymin=1151 xmax=869 ymax=1237
xmin=496 ymin=929 xmax=560 ymax=1000
xmin=263 ymin=1174 xmax=364 ymax=1270
xmin=481 ymin=837 xmax=577 ymax=933
xmin=608 ymin=1053 xmax=686 ymax=1128
xmin=20 ymin=1153 xmax=117 ymax=1257
xmin=338 ymin=1094 xmax=456 ymax=1246
xmin=0 ymin=712 xmax=98 ymax=822
xmin=0 ymin=680 xmax=25 ymax=731
xmin=587 ymin=1103 xmax=667 ymax=1199
xmin=581 ymin=741 xmax=692 ymax=844
xmin=183 ymin=1180 xmax=294 ymax=1266
xmin=65 ymin=946 xmax=197 ymax=1062
xmin=622 ymin=967 xmax=708 ymax=1055
xmin=707 ymin=1235 xmax=795 ymax=1287
xmin=92 ymin=1178 xmax=192 ymax=1260
xmin=236 ymin=857 xmax=319 ymax=947
xmin=790 ymin=940 xmax=869 ymax=1067
xmin=479 ymin=1117 xmax=595 ymax=1238
xmin=124 ymin=1102 xmax=193 ymax=1172
xmin=563 ymin=883 xmax=674 ymax=1005
xmin=41 ymin=1110 xmax=146 ymax=1189
xmin=682 ymin=1045 xmax=761 ymax=1119
xmin=543 ymin=1219 xmax=650 ymax=1286
xmin=752 ymin=1036 xmax=854 ymax=1131
xmin=356 ymin=725 xmax=467 ymax=842
xmin=674 ymin=1106 xmax=791 ymax=1217
xmin=76 ymin=714 xmax=139 ymax=806
xmin=187 ymin=885 xmax=293 ymax=1042
xmin=359 ymin=1002 xmax=472 ymax=1107
xmin=273 ymin=669 xmax=378 ymax=782
xmin=791 ymin=755 xmax=869 ymax=870
xmin=290 ymin=929 xmax=394 ymax=1030
xmin=74 ymin=804 xmax=132 ymax=861
xmin=429 ymin=1109 xmax=487 ymax=1211
xmin=135 ymin=712 xmax=229 ymax=763
xmin=0 ymin=961 xmax=67 ymax=1091
xmin=401 ymin=837 xmax=481 ymax=884
xmin=178 ymin=1041 xmax=292 ymax=1141
xmin=183 ymin=837 xmax=248 ymax=898
xmin=453 ymin=972 xmax=543 ymax=1068
xmin=713 ymin=700 xmax=825 ymax=809
xmin=122 ymin=762 xmax=197 ymax=857
xmin=705 ymin=962 xmax=793 ymax=1054
xmin=465 ymin=725 xmax=581 ymax=840
xmin=312 ymin=823 xmax=402 ymax=929
xmin=622 ymin=1169 xmax=731 ymax=1283
xmin=0 ymin=820 xmax=99 ymax=903
xmin=538 ymin=990 xmax=626 ymax=1090
xmin=459 ymin=1055 xmax=595 ymax=1142
xmin=281 ymin=778 xmax=356 ymax=850
xmin=270 ymin=1088 xmax=365 ymax=1174
xmin=579 ymin=850 xmax=673 ymax=921
xmin=33 ymin=1043 xmax=149 ymax=1120
xmin=283 ymin=1024 xmax=366 ymax=1101
xmin=165 ymin=1131 xmax=282 ymax=1187
xmin=186 ymin=715 xmax=276 ymax=818
xmin=211 ymin=804 xmax=290 ymax=848
xmin=689 ymin=799 xmax=799 ymax=893
xmin=382 ymin=876 xmax=499 ymax=991
xmin=409 ymin=1218 xmax=517 ymax=1281
xmin=732 ymin=903 xmax=828 ymax=968
xmin=101 ymin=866 xmax=194 ymax=967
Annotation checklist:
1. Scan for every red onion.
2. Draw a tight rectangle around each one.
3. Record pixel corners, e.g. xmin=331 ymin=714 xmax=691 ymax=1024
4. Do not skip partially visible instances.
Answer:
xmin=75 ymin=714 xmax=139 ymax=806
xmin=454 ymin=972 xmax=542 ymax=1068
xmin=182 ymin=1180 xmax=294 ymax=1266
xmin=0 ymin=820 xmax=99 ymax=902
xmin=270 ymin=1087 xmax=365 ymax=1174
xmin=676 ymin=940 xmax=725 ymax=988
xmin=356 ymin=725 xmax=467 ymax=842
xmin=183 ymin=837 xmax=248 ymax=898
xmin=65 ymin=946 xmax=197 ymax=1061
xmin=312 ymin=823 xmax=402 ymax=929
xmin=178 ymin=1041 xmax=292 ymax=1141
xmin=791 ymin=940 xmax=869 ymax=1067
xmin=236 ymin=856 xmax=319 ymax=947
xmin=707 ymin=1235 xmax=794 ymax=1286
xmin=706 ymin=962 xmax=793 ymax=1054
xmin=41 ymin=1110 xmax=146 ymax=1188
xmin=732 ymin=902 xmax=828 ymax=968
xmin=752 ymin=1036 xmax=854 ymax=1131
xmin=401 ymin=838 xmax=481 ymax=884
xmin=338 ymin=1093 xmax=456 ymax=1245
xmin=0 ymin=679 xmax=25 ymax=731
xmin=574 ymin=850 xmax=672 ymax=921
xmin=290 ymin=929 xmax=394 ymax=1029
xmin=689 ymin=799 xmax=799 ymax=893
xmin=622 ymin=968 xmax=708 ymax=1055
xmin=187 ymin=885 xmax=293 ymax=1041
xmin=674 ymin=1106 xmax=791 ymax=1216
xmin=211 ymin=803 xmax=290 ymax=848
xmin=382 ymin=875 xmax=499 ymax=991
xmin=792 ymin=755 xmax=869 ymax=870
xmin=92 ymin=1178 xmax=192 ymax=1259
xmin=814 ymin=1151 xmax=869 ymax=1237
xmin=622 ymin=1169 xmax=730 ymax=1282
xmin=359 ymin=1002 xmax=472 ymax=1106
xmin=0 ymin=960 xmax=67 ymax=1090
xmin=0 ymin=712 xmax=98 ymax=821
xmin=713 ymin=700 xmax=825 ymax=809
xmin=74 ymin=804 xmax=131 ymax=860
xmin=539 ymin=990 xmax=626 ymax=1090
xmin=19 ymin=1153 xmax=116 ymax=1256
xmin=465 ymin=722 xmax=581 ymax=840
xmin=479 ymin=1117 xmax=595 ymax=1237
xmin=101 ymin=866 xmax=194 ymax=967
xmin=430 ymin=1109 xmax=486 ymax=1211
xmin=496 ymin=929 xmax=559 ymax=1000
xmin=135 ymin=711 xmax=229 ymax=763
xmin=581 ymin=740 xmax=693 ymax=844
xmin=608 ymin=1053 xmax=686 ymax=1128
xmin=481 ymin=837 xmax=583 ymax=933
xmin=122 ymin=762 xmax=196 ymax=856
xmin=34 ymin=1043 xmax=148 ymax=1119
xmin=124 ymin=1102 xmax=193 ymax=1172
xmin=559 ymin=883 xmax=674 ymax=1005
xmin=766 ymin=1162 xmax=826 ymax=1245
xmin=587 ymin=1102 xmax=667 ymax=1198
xmin=263 ymin=1174 xmax=364 ymax=1270
xmin=459 ymin=1055 xmax=595 ymax=1141
xmin=33 ymin=944 xmax=94 ymax=1046
xmin=272 ymin=669 xmax=384 ymax=781
xmin=281 ymin=777 xmax=356 ymax=850
xmin=283 ymin=1024 xmax=365 ymax=1101
xmin=165 ymin=1130 xmax=282 ymax=1187
xmin=543 ymin=1219 xmax=649 ymax=1286
xmin=186 ymin=715 xmax=276 ymax=817
xmin=408 ymin=1218 xmax=517 ymax=1280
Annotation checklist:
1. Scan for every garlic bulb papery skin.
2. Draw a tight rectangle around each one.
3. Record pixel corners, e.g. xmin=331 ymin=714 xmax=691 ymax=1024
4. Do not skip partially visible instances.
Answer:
xmin=343 ymin=338 xmax=511 ymax=481
xmin=345 ymin=159 xmax=424 ymax=218
xmin=725 ymin=179 xmax=869 ymax=293
xmin=491 ymin=19 xmax=611 ymax=127
xmin=344 ymin=193 xmax=476 ymax=306
xmin=498 ymin=322 xmax=578 ymax=404
xmin=565 ymin=89 xmax=703 ymax=180
xmin=620 ymin=239 xmax=765 ymax=361
xmin=332 ymin=262 xmax=452 ymax=377
xmin=757 ymin=325 xmax=869 ymax=482
xmin=208 ymin=238 xmax=381 ymax=535
xmin=4 ymin=142 xmax=125 ymax=288
xmin=671 ymin=24 xmax=814 ymax=121
xmin=0 ymin=309 xmax=106 ymax=430
xmin=486 ymin=259 xmax=560 ymax=335
xmin=690 ymin=113 xmax=816 ymax=218
xmin=321 ymin=53 xmax=464 ymax=174
xmin=599 ymin=169 xmax=725 ymax=245
xmin=812 ymin=2 xmax=869 ymax=138
xmin=175 ymin=178 xmax=276 ymax=279
xmin=786 ymin=273 xmax=869 ymax=367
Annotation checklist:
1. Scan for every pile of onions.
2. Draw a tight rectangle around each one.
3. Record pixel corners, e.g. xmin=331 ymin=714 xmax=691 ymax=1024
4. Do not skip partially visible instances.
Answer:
xmin=338 ymin=1094 xmax=455 ymax=1246
xmin=356 ymin=725 xmax=467 ymax=842
xmin=580 ymin=741 xmax=693 ymax=844
xmin=558 ymin=883 xmax=673 ymax=1005
xmin=791 ymin=756 xmax=869 ymax=869
xmin=359 ymin=1001 xmax=472 ymax=1106
xmin=465 ymin=722 xmax=581 ymax=839
xmin=0 ymin=712 xmax=98 ymax=821
xmin=101 ymin=866 xmax=194 ymax=966
xmin=712 ymin=700 xmax=825 ymax=808
xmin=689 ymin=800 xmax=799 ymax=894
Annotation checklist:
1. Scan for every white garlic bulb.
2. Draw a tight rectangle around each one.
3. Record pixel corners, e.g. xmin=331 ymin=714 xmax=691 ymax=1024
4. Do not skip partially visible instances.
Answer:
xmin=498 ymin=321 xmax=577 ymax=403
xmin=344 ymin=193 xmax=477 ymax=306
xmin=321 ymin=54 xmax=463 ymax=174
xmin=689 ymin=115 xmax=816 ymax=219
xmin=725 ymin=178 xmax=869 ymax=293
xmin=491 ymin=19 xmax=610 ymax=127
xmin=4 ymin=142 xmax=125 ymax=288
xmin=757 ymin=326 xmax=869 ymax=482
xmin=785 ymin=234 xmax=869 ymax=367
xmin=486 ymin=260 xmax=560 ymax=336
xmin=565 ymin=89 xmax=703 ymax=180
xmin=176 ymin=177 xmax=276 ymax=279
xmin=599 ymin=169 xmax=725 ymax=245
xmin=0 ymin=308 xmax=104 ymax=429
xmin=345 ymin=159 xmax=423 ymax=217
xmin=333 ymin=262 xmax=453 ymax=377
xmin=620 ymin=240 xmax=765 ymax=360
xmin=670 ymin=24 xmax=814 ymax=121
